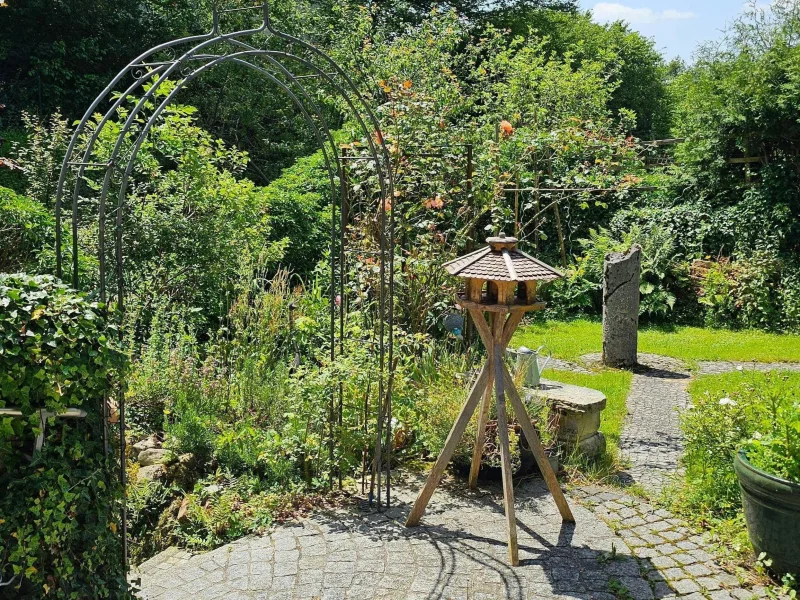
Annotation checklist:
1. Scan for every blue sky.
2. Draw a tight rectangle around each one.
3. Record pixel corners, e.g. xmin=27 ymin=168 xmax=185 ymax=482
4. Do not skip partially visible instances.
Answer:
xmin=578 ymin=1 xmax=753 ymax=61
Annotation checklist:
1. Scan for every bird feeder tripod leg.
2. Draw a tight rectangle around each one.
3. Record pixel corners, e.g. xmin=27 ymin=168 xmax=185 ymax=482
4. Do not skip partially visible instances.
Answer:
xmin=406 ymin=361 xmax=491 ymax=527
xmin=502 ymin=364 xmax=575 ymax=523
xmin=494 ymin=323 xmax=519 ymax=566
xmin=469 ymin=313 xmax=500 ymax=489
xmin=468 ymin=309 xmax=524 ymax=490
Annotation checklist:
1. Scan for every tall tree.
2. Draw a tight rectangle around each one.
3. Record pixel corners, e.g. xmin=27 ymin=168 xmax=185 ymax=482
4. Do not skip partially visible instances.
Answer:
xmin=0 ymin=0 xmax=206 ymax=122
xmin=489 ymin=9 xmax=671 ymax=139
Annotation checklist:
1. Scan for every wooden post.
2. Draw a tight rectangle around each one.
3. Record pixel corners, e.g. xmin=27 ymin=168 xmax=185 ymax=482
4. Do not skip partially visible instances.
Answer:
xmin=406 ymin=362 xmax=491 ymax=527
xmin=465 ymin=144 xmax=475 ymax=348
xmin=503 ymin=365 xmax=574 ymax=522
xmin=493 ymin=316 xmax=519 ymax=565
xmin=469 ymin=314 xmax=499 ymax=488
xmin=466 ymin=278 xmax=484 ymax=303
xmin=553 ymin=200 xmax=568 ymax=269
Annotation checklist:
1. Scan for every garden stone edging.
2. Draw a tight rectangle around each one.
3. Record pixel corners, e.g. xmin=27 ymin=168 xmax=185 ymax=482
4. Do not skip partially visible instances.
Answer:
xmin=138 ymin=464 xmax=166 ymax=483
xmin=138 ymin=448 xmax=173 ymax=467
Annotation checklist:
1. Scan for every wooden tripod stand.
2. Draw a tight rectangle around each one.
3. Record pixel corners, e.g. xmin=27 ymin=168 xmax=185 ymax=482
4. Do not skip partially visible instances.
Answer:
xmin=405 ymin=299 xmax=575 ymax=565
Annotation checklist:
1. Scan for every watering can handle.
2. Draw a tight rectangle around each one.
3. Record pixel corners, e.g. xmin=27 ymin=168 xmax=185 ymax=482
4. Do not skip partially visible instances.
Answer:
xmin=535 ymin=345 xmax=552 ymax=374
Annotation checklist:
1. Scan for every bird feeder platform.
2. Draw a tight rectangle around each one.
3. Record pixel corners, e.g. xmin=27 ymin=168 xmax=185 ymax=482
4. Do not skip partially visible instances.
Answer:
xmin=405 ymin=234 xmax=574 ymax=566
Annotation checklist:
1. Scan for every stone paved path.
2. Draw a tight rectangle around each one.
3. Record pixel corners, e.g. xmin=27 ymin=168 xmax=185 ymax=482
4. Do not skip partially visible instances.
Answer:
xmin=548 ymin=358 xmax=593 ymax=375
xmin=136 ymin=473 xmax=769 ymax=600
xmin=581 ymin=353 xmax=691 ymax=492
xmin=697 ymin=361 xmax=800 ymax=375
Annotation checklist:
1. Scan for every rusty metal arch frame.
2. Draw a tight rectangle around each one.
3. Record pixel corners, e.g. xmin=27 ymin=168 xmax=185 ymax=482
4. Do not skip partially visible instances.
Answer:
xmin=54 ymin=2 xmax=396 ymax=567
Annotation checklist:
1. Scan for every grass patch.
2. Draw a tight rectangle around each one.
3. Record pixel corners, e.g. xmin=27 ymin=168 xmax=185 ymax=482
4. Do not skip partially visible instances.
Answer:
xmin=544 ymin=368 xmax=633 ymax=484
xmin=514 ymin=319 xmax=800 ymax=364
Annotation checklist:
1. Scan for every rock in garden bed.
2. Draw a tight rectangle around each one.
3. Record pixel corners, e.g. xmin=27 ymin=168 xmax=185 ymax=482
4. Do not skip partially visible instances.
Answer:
xmin=138 ymin=448 xmax=174 ymax=467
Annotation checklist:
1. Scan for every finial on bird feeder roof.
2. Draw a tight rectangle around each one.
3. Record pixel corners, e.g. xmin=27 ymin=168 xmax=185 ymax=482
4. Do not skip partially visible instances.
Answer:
xmin=443 ymin=232 xmax=562 ymax=310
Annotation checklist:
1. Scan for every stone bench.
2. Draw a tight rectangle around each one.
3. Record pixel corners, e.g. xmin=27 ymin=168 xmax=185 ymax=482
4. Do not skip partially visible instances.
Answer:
xmin=523 ymin=379 xmax=607 ymax=457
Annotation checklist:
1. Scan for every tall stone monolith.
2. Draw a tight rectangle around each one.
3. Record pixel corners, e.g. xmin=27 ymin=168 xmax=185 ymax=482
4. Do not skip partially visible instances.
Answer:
xmin=602 ymin=245 xmax=641 ymax=368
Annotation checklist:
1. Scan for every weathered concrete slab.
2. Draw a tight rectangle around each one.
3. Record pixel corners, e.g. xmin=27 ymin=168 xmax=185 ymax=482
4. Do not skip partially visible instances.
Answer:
xmin=525 ymin=379 xmax=607 ymax=458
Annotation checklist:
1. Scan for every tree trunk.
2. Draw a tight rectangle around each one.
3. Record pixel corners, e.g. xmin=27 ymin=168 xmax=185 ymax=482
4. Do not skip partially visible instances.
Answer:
xmin=602 ymin=246 xmax=641 ymax=368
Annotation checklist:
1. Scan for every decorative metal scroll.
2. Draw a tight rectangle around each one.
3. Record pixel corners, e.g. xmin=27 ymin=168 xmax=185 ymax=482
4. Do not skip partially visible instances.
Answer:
xmin=54 ymin=1 xmax=396 ymax=567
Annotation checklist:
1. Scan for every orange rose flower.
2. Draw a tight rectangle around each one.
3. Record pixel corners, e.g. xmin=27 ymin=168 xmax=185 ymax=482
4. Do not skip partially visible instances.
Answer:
xmin=424 ymin=195 xmax=444 ymax=210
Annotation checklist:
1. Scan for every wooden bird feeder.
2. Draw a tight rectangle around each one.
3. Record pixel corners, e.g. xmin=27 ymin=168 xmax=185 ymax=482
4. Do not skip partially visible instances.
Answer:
xmin=405 ymin=233 xmax=575 ymax=565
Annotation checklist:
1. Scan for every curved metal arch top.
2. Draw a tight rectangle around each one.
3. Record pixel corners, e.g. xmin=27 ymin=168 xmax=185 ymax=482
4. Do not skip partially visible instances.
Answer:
xmin=55 ymin=1 xmax=397 ymax=568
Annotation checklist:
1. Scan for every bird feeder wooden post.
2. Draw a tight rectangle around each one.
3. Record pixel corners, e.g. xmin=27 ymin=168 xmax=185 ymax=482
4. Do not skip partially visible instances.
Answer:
xmin=404 ymin=233 xmax=575 ymax=566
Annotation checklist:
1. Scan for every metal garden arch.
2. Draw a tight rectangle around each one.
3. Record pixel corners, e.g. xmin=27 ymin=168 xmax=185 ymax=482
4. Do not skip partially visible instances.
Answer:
xmin=54 ymin=1 xmax=396 ymax=565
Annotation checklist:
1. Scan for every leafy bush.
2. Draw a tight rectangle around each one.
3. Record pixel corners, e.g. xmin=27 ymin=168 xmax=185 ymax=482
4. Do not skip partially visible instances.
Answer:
xmin=676 ymin=370 xmax=800 ymax=557
xmin=0 ymin=274 xmax=124 ymax=427
xmin=0 ymin=186 xmax=52 ymax=272
xmin=672 ymin=2 xmax=800 ymax=258
xmin=698 ymin=253 xmax=800 ymax=332
xmin=0 ymin=274 xmax=129 ymax=598
xmin=542 ymin=224 xmax=688 ymax=321
xmin=170 ymin=476 xmax=278 ymax=550
xmin=740 ymin=378 xmax=800 ymax=485
xmin=541 ymin=269 xmax=598 ymax=320
xmin=410 ymin=347 xmax=559 ymax=472
xmin=253 ymin=151 xmax=332 ymax=276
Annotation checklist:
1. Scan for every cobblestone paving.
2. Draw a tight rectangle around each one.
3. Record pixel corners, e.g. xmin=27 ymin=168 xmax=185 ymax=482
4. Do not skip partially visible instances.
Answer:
xmin=136 ymin=473 xmax=771 ymax=600
xmin=697 ymin=361 xmax=800 ymax=375
xmin=548 ymin=358 xmax=593 ymax=374
xmin=582 ymin=353 xmax=691 ymax=493
xmin=571 ymin=487 xmax=773 ymax=600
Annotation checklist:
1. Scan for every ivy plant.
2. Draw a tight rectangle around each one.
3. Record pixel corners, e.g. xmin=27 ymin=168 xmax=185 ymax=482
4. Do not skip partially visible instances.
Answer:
xmin=0 ymin=274 xmax=130 ymax=598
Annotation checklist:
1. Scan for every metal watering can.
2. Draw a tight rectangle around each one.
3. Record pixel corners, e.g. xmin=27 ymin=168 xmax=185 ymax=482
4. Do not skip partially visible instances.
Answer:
xmin=507 ymin=345 xmax=551 ymax=388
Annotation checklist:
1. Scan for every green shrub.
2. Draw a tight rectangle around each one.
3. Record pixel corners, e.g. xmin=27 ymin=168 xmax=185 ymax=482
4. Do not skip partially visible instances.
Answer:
xmin=170 ymin=475 xmax=286 ymax=551
xmin=740 ymin=379 xmax=800 ymax=485
xmin=167 ymin=408 xmax=215 ymax=466
xmin=0 ymin=186 xmax=52 ymax=272
xmin=679 ymin=370 xmax=800 ymax=522
xmin=0 ymin=274 xmax=125 ymax=440
xmin=254 ymin=150 xmax=331 ymax=276
xmin=698 ymin=253 xmax=800 ymax=332
xmin=543 ymin=224 xmax=686 ymax=321
xmin=540 ymin=269 xmax=598 ymax=320
xmin=0 ymin=274 xmax=129 ymax=598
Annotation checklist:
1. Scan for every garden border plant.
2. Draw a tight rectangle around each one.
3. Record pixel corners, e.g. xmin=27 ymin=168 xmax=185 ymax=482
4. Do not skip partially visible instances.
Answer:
xmin=0 ymin=274 xmax=129 ymax=598
xmin=676 ymin=369 xmax=800 ymax=586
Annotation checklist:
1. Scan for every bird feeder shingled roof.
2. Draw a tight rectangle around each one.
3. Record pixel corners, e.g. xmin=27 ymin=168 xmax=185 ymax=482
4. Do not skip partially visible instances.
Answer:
xmin=443 ymin=233 xmax=562 ymax=310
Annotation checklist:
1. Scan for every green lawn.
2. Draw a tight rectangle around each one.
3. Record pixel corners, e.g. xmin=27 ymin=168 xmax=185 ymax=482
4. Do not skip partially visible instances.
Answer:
xmin=513 ymin=319 xmax=800 ymax=364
